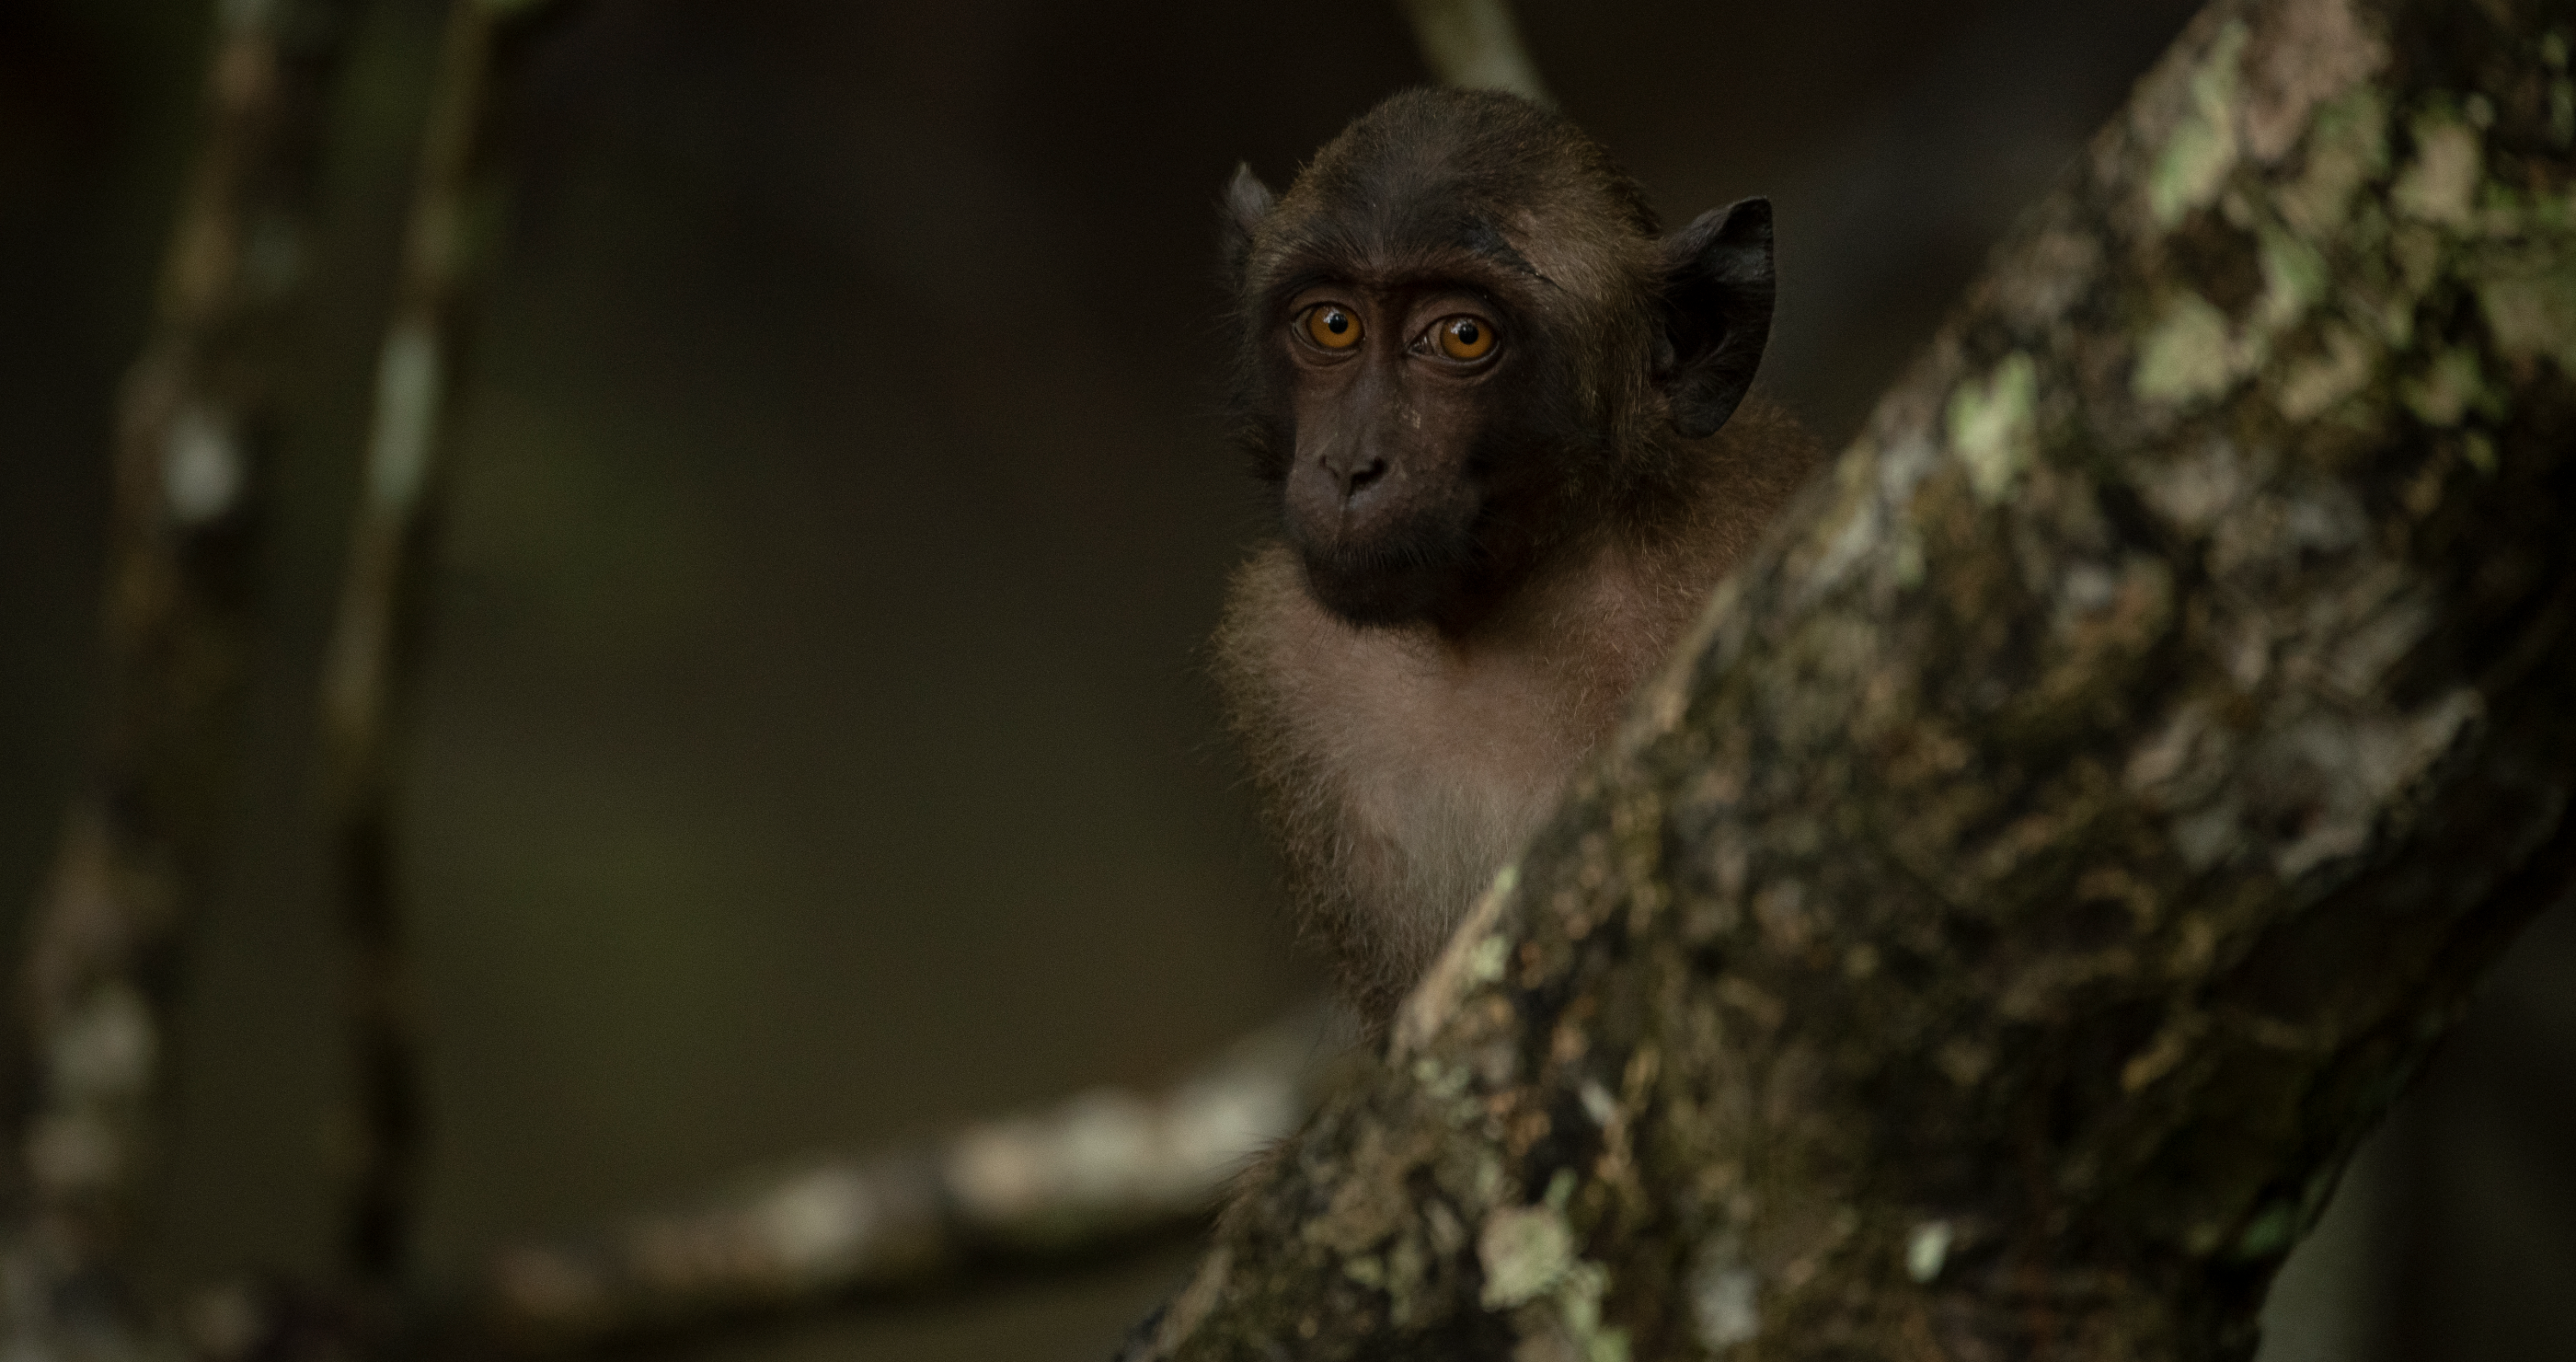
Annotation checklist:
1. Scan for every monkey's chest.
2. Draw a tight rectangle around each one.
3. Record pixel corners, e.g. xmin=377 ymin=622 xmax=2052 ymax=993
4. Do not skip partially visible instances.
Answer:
xmin=1317 ymin=638 xmax=1604 ymax=913
xmin=1216 ymin=542 xmax=1671 ymax=956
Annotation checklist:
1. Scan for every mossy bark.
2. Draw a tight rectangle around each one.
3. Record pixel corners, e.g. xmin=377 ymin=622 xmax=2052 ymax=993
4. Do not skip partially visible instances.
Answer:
xmin=1130 ymin=0 xmax=2576 ymax=1357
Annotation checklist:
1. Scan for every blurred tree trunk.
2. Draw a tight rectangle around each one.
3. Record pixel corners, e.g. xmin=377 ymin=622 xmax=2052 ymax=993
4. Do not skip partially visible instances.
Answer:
xmin=0 ymin=3 xmax=360 ymax=1358
xmin=1129 ymin=0 xmax=2576 ymax=1357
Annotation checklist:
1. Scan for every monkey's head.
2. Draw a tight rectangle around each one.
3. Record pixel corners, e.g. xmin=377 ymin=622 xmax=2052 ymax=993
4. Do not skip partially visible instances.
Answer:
xmin=1221 ymin=87 xmax=1776 ymax=630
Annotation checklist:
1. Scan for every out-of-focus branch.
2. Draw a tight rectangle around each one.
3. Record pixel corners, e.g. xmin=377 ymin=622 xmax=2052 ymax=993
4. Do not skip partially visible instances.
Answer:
xmin=318 ymin=0 xmax=570 ymax=1296
xmin=179 ymin=1009 xmax=1341 ymax=1360
xmin=1397 ymin=0 xmax=1554 ymax=107
xmin=0 ymin=2 xmax=362 ymax=1357
xmin=462 ymin=1008 xmax=1340 ymax=1354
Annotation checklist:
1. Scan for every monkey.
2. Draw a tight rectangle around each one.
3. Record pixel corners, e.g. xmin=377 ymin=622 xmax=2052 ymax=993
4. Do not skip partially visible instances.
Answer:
xmin=1211 ymin=87 xmax=1820 ymax=1030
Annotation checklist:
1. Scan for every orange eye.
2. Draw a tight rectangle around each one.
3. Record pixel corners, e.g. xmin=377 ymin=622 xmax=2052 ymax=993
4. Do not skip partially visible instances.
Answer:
xmin=1436 ymin=315 xmax=1496 ymax=361
xmin=1303 ymin=305 xmax=1362 ymax=351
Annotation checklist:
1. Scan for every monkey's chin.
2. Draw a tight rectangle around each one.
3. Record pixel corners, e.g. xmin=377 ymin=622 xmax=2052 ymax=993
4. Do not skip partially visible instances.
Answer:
xmin=1292 ymin=538 xmax=1477 ymax=629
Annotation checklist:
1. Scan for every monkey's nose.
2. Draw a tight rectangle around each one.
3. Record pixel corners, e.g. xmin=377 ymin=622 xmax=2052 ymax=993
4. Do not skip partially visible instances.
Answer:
xmin=1288 ymin=450 xmax=1397 ymax=542
xmin=1323 ymin=453 xmax=1388 ymax=503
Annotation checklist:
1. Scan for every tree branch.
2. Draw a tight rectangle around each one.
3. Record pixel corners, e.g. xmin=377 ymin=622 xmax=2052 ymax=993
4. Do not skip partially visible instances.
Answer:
xmin=319 ymin=0 xmax=572 ymax=1294
xmin=463 ymin=1008 xmax=1334 ymax=1352
xmin=1397 ymin=0 xmax=1554 ymax=107
xmin=183 ymin=1010 xmax=1339 ymax=1359
xmin=0 ymin=3 xmax=362 ymax=1356
xmin=1130 ymin=0 xmax=2576 ymax=1356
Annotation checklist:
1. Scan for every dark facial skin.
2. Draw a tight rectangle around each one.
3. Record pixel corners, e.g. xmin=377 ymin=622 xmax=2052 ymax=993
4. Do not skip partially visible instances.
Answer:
xmin=1223 ymin=88 xmax=1775 ymax=636
xmin=1275 ymin=278 xmax=1517 ymax=627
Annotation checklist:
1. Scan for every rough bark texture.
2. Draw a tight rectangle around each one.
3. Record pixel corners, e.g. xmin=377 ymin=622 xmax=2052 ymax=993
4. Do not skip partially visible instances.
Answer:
xmin=1129 ymin=0 xmax=2576 ymax=1357
xmin=1 ymin=3 xmax=361 ymax=1357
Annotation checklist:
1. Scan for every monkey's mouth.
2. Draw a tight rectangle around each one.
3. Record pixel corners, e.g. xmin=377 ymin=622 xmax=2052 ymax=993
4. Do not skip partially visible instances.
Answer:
xmin=1289 ymin=514 xmax=1481 ymax=629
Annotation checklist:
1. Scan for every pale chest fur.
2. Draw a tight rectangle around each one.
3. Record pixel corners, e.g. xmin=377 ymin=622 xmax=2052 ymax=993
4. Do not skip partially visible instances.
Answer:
xmin=1216 ymin=537 xmax=1708 ymax=1005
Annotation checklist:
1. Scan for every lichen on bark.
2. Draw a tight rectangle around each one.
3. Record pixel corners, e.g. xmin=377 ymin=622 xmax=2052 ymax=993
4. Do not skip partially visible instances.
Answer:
xmin=1129 ymin=0 xmax=2576 ymax=1357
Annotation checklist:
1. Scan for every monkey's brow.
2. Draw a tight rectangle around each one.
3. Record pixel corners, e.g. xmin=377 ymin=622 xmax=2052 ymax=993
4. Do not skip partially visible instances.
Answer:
xmin=1272 ymin=207 xmax=1548 ymax=285
xmin=1446 ymin=213 xmax=1546 ymax=281
xmin=1268 ymin=242 xmax=1547 ymax=304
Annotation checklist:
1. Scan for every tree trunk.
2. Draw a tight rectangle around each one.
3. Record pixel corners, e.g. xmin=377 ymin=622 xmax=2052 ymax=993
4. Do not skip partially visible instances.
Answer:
xmin=1 ymin=3 xmax=362 ymax=1357
xmin=1128 ymin=0 xmax=2576 ymax=1356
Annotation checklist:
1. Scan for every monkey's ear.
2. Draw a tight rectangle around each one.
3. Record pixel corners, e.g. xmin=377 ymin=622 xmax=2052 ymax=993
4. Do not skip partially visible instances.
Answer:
xmin=1656 ymin=197 xmax=1777 ymax=440
xmin=1221 ymin=162 xmax=1276 ymax=278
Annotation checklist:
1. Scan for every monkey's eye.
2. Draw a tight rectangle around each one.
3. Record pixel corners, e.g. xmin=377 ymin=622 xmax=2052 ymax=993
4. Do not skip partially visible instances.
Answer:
xmin=1434 ymin=315 xmax=1497 ymax=361
xmin=1302 ymin=305 xmax=1363 ymax=351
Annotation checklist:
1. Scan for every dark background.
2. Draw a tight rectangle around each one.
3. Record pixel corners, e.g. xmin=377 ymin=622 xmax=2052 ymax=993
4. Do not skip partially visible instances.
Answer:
xmin=2 ymin=2 xmax=2568 ymax=1359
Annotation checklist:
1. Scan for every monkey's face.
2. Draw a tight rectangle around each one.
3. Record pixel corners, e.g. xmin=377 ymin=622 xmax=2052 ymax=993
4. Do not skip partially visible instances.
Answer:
xmin=1267 ymin=278 xmax=1536 ymax=628
xmin=1220 ymin=88 xmax=1777 ymax=632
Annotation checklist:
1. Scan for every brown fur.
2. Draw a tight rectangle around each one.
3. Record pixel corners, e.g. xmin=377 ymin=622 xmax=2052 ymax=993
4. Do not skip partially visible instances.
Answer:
xmin=1212 ymin=90 xmax=1821 ymax=1027
xmin=1215 ymin=398 xmax=1815 ymax=1022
